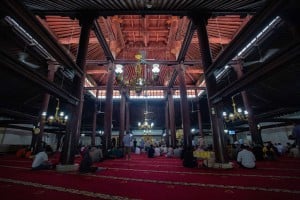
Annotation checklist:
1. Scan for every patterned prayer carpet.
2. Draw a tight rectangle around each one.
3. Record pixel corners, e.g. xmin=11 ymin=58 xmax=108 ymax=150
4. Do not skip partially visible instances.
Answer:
xmin=0 ymin=153 xmax=300 ymax=200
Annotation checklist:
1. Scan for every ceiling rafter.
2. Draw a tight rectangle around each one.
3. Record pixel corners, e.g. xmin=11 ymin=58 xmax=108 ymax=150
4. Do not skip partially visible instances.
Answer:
xmin=92 ymin=19 xmax=115 ymax=62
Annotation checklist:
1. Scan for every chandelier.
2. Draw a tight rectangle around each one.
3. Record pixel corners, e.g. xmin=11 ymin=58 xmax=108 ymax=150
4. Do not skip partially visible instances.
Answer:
xmin=115 ymin=52 xmax=160 ymax=95
xmin=42 ymin=98 xmax=68 ymax=125
xmin=222 ymin=96 xmax=248 ymax=123
xmin=138 ymin=118 xmax=154 ymax=132
xmin=138 ymin=97 xmax=154 ymax=133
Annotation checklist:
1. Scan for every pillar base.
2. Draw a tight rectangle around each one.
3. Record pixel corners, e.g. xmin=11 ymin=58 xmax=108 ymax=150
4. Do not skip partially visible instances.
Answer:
xmin=56 ymin=164 xmax=79 ymax=172
xmin=212 ymin=162 xmax=234 ymax=169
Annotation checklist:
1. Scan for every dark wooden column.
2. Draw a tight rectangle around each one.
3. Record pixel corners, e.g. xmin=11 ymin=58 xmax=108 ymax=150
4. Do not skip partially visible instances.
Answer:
xmin=177 ymin=64 xmax=192 ymax=148
xmin=125 ymin=101 xmax=130 ymax=132
xmin=232 ymin=60 xmax=263 ymax=145
xmin=33 ymin=62 xmax=59 ymax=153
xmin=119 ymin=88 xmax=126 ymax=147
xmin=167 ymin=90 xmax=176 ymax=148
xmin=192 ymin=16 xmax=228 ymax=163
xmin=104 ymin=62 xmax=115 ymax=151
xmin=60 ymin=15 xmax=94 ymax=164
xmin=91 ymin=89 xmax=99 ymax=146
xmin=196 ymin=99 xmax=204 ymax=137
xmin=165 ymin=100 xmax=170 ymax=147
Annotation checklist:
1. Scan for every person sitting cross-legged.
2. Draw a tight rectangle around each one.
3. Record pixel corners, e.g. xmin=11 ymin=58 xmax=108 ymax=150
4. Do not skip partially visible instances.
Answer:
xmin=148 ymin=145 xmax=155 ymax=158
xmin=31 ymin=147 xmax=53 ymax=170
xmin=79 ymin=147 xmax=99 ymax=173
xmin=237 ymin=144 xmax=256 ymax=169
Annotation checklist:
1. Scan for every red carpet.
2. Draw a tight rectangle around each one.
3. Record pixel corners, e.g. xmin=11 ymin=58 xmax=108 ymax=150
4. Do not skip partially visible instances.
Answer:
xmin=0 ymin=153 xmax=300 ymax=200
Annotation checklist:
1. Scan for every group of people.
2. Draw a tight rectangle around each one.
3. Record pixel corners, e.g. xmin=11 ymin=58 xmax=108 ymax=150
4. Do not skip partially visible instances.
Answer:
xmin=28 ymin=121 xmax=300 ymax=173
xmin=29 ymin=144 xmax=105 ymax=174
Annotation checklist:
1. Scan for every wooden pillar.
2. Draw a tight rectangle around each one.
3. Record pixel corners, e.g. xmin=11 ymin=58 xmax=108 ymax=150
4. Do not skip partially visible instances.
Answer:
xmin=104 ymin=62 xmax=115 ymax=151
xmin=60 ymin=15 xmax=94 ymax=164
xmin=192 ymin=15 xmax=228 ymax=163
xmin=32 ymin=62 xmax=59 ymax=153
xmin=165 ymin=100 xmax=170 ymax=147
xmin=232 ymin=60 xmax=263 ymax=145
xmin=119 ymin=88 xmax=126 ymax=147
xmin=125 ymin=101 xmax=130 ymax=132
xmin=167 ymin=90 xmax=176 ymax=148
xmin=196 ymin=99 xmax=204 ymax=137
xmin=91 ymin=90 xmax=99 ymax=146
xmin=176 ymin=64 xmax=192 ymax=148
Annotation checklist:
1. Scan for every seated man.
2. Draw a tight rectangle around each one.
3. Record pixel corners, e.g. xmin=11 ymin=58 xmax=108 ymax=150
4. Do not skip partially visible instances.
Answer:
xmin=165 ymin=147 xmax=174 ymax=158
xmin=79 ymin=147 xmax=99 ymax=173
xmin=154 ymin=146 xmax=161 ymax=157
xmin=31 ymin=148 xmax=53 ymax=170
xmin=148 ymin=145 xmax=155 ymax=158
xmin=135 ymin=147 xmax=141 ymax=154
xmin=237 ymin=144 xmax=256 ymax=169
xmin=183 ymin=147 xmax=197 ymax=168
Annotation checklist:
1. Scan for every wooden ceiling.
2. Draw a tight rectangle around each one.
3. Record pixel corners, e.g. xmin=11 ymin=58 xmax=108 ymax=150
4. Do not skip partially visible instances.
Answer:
xmin=39 ymin=14 xmax=250 ymax=88
xmin=1 ymin=0 xmax=300 ymax=133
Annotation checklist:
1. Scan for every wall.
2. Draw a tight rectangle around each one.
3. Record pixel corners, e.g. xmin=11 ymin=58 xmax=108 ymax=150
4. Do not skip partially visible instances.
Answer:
xmin=0 ymin=128 xmax=57 ymax=151
xmin=236 ymin=125 xmax=294 ymax=146
xmin=1 ymin=128 xmax=32 ymax=145
xmin=0 ymin=125 xmax=296 ymax=151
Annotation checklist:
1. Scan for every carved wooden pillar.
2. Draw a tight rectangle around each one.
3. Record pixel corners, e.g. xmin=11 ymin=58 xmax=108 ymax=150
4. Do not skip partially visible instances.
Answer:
xmin=192 ymin=15 xmax=228 ymax=163
xmin=125 ymin=101 xmax=130 ymax=132
xmin=91 ymin=89 xmax=99 ymax=146
xmin=232 ymin=60 xmax=263 ymax=145
xmin=60 ymin=15 xmax=94 ymax=164
xmin=177 ymin=64 xmax=192 ymax=148
xmin=119 ymin=88 xmax=126 ymax=147
xmin=196 ymin=99 xmax=204 ymax=138
xmin=165 ymin=100 xmax=170 ymax=147
xmin=167 ymin=90 xmax=176 ymax=148
xmin=104 ymin=62 xmax=115 ymax=151
xmin=32 ymin=62 xmax=59 ymax=153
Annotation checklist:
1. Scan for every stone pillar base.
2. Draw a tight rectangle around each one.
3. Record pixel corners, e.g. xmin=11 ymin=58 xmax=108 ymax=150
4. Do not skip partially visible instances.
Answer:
xmin=56 ymin=164 xmax=79 ymax=172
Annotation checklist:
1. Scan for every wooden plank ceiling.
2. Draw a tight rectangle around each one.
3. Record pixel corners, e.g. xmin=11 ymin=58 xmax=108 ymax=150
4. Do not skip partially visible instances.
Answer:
xmin=20 ymin=0 xmax=262 ymax=89
xmin=5 ymin=0 xmax=294 ymax=131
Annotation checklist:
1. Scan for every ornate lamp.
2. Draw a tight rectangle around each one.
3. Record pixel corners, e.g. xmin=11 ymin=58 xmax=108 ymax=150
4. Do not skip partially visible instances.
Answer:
xmin=138 ymin=119 xmax=154 ymax=132
xmin=115 ymin=64 xmax=124 ymax=84
xmin=223 ymin=96 xmax=248 ymax=123
xmin=138 ymin=97 xmax=154 ymax=133
xmin=152 ymin=63 xmax=160 ymax=81
xmin=114 ymin=53 xmax=159 ymax=95
xmin=42 ymin=98 xmax=68 ymax=125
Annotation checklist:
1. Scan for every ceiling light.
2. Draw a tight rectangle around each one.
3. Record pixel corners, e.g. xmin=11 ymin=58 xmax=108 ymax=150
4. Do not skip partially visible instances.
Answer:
xmin=223 ymin=96 xmax=248 ymax=123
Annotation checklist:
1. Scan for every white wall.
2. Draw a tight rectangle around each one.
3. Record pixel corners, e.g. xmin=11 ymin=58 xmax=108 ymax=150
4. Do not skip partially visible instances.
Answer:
xmin=261 ymin=125 xmax=294 ymax=145
xmin=0 ymin=128 xmax=57 ymax=149
xmin=0 ymin=125 xmax=295 ymax=149
xmin=237 ymin=125 xmax=294 ymax=145
xmin=1 ymin=128 xmax=32 ymax=145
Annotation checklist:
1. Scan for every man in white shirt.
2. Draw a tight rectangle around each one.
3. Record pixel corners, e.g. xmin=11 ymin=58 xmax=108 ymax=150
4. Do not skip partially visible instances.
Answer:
xmin=237 ymin=144 xmax=256 ymax=169
xmin=123 ymin=132 xmax=132 ymax=160
xmin=32 ymin=148 xmax=52 ymax=170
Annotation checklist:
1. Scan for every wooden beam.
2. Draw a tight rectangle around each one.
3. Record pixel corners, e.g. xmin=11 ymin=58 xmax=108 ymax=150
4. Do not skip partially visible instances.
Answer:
xmin=186 ymin=68 xmax=204 ymax=74
xmin=0 ymin=50 xmax=79 ymax=105
xmin=205 ymin=0 xmax=286 ymax=78
xmin=2 ymin=0 xmax=83 ymax=77
xmin=86 ymin=69 xmax=108 ymax=74
xmin=210 ymin=43 xmax=300 ymax=104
